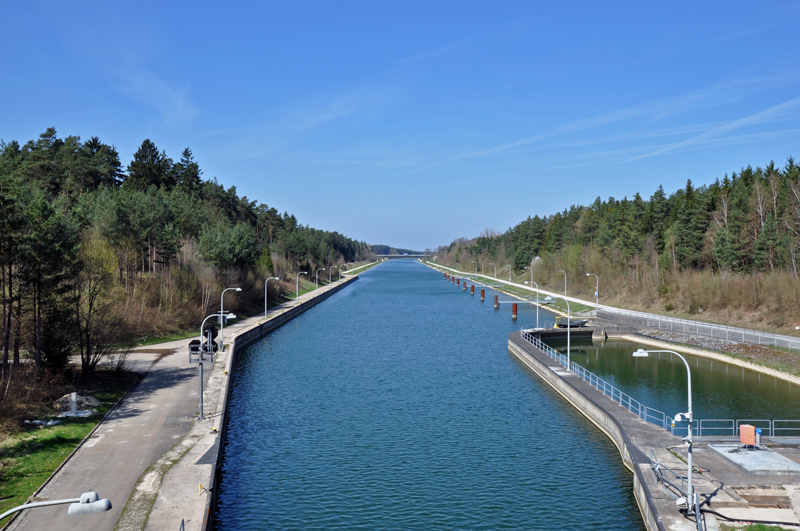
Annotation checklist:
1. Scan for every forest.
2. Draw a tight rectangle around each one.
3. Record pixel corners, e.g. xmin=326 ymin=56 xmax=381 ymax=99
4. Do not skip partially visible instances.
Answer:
xmin=435 ymin=158 xmax=800 ymax=331
xmin=0 ymin=128 xmax=374 ymax=399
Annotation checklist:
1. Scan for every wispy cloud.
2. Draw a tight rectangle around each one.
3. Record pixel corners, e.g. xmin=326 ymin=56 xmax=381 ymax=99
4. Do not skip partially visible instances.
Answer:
xmin=225 ymin=85 xmax=397 ymax=161
xmin=396 ymin=39 xmax=468 ymax=64
xmin=446 ymin=76 xmax=791 ymax=164
xmin=622 ymin=97 xmax=800 ymax=162
xmin=117 ymin=70 xmax=197 ymax=124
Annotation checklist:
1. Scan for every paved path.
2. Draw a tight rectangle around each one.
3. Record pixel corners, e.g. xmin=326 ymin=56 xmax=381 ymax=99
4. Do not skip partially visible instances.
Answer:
xmin=5 ymin=282 xmax=350 ymax=531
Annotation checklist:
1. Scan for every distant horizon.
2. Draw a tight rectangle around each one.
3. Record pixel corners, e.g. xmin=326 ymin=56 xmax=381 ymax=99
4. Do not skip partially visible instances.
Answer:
xmin=3 ymin=2 xmax=800 ymax=250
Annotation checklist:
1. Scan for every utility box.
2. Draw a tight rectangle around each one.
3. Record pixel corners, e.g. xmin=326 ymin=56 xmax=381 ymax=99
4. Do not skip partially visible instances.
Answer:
xmin=740 ymin=424 xmax=756 ymax=445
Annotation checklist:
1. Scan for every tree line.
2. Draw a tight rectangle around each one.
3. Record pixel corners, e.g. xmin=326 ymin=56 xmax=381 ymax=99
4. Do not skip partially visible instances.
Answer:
xmin=436 ymin=158 xmax=800 ymax=321
xmin=0 ymin=128 xmax=373 ymax=383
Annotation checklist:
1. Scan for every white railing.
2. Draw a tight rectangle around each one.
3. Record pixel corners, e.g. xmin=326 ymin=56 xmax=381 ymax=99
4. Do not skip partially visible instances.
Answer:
xmin=521 ymin=331 xmax=669 ymax=431
xmin=519 ymin=331 xmax=800 ymax=437
xmin=599 ymin=307 xmax=800 ymax=350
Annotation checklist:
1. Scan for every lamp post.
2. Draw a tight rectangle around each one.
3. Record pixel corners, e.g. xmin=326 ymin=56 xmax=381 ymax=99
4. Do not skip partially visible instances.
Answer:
xmin=329 ymin=266 xmax=337 ymax=283
xmin=634 ymin=348 xmax=698 ymax=530
xmin=489 ymin=262 xmax=497 ymax=278
xmin=557 ymin=269 xmax=567 ymax=297
xmin=220 ymin=287 xmax=241 ymax=351
xmin=296 ymin=271 xmax=308 ymax=298
xmin=524 ymin=280 xmax=540 ymax=328
xmin=499 ymin=265 xmax=511 ymax=281
xmin=480 ymin=262 xmax=484 ymax=275
xmin=586 ymin=273 xmax=599 ymax=308
xmin=338 ymin=264 xmax=343 ymax=280
xmin=524 ymin=266 xmax=534 ymax=286
xmin=265 ymin=277 xmax=279 ymax=317
xmin=472 ymin=260 xmax=477 ymax=273
xmin=0 ymin=492 xmax=112 ymax=521
xmin=563 ymin=298 xmax=571 ymax=370
xmin=316 ymin=268 xmax=325 ymax=289
xmin=196 ymin=313 xmax=226 ymax=418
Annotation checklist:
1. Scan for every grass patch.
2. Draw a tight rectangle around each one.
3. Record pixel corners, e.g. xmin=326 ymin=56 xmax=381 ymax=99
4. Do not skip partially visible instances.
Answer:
xmin=0 ymin=370 xmax=138 ymax=522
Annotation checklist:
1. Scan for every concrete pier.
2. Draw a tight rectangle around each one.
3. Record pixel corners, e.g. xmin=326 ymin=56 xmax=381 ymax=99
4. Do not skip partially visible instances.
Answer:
xmin=508 ymin=331 xmax=800 ymax=531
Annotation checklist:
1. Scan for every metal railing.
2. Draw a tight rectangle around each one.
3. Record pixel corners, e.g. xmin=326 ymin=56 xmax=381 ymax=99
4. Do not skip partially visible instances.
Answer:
xmin=521 ymin=331 xmax=668 ymax=430
xmin=598 ymin=307 xmax=800 ymax=350
xmin=519 ymin=331 xmax=800 ymax=438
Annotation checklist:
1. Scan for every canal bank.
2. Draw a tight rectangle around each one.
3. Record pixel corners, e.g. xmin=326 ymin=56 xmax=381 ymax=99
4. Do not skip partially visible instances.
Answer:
xmin=509 ymin=330 xmax=800 ymax=530
xmin=112 ymin=274 xmax=361 ymax=531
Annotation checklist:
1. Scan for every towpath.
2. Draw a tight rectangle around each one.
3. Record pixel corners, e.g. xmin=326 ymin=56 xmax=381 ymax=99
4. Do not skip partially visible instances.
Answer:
xmin=4 ymin=281 xmax=352 ymax=531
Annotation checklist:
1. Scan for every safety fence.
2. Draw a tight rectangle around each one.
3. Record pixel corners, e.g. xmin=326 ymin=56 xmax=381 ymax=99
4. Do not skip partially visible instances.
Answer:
xmin=519 ymin=331 xmax=800 ymax=438
xmin=598 ymin=307 xmax=800 ymax=351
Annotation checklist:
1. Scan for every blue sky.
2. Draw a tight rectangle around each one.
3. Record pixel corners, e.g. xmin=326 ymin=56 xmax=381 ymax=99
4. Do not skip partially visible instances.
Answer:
xmin=3 ymin=2 xmax=800 ymax=251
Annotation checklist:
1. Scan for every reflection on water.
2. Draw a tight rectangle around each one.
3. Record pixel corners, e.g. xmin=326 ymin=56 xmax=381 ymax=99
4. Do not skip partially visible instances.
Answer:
xmin=550 ymin=339 xmax=799 ymax=420
xmin=215 ymin=262 xmax=645 ymax=530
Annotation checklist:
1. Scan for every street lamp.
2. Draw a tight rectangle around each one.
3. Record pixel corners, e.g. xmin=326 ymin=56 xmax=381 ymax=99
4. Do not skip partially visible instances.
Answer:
xmin=296 ymin=271 xmax=308 ymax=298
xmin=586 ymin=273 xmax=599 ymax=308
xmin=633 ymin=348 xmax=699 ymax=530
xmin=194 ymin=313 xmax=226 ymax=418
xmin=316 ymin=268 xmax=325 ymax=289
xmin=472 ymin=260 xmax=477 ymax=273
xmin=0 ymin=492 xmax=112 ymax=521
xmin=480 ymin=262 xmax=484 ymax=275
xmin=220 ymin=287 xmax=241 ymax=351
xmin=563 ymin=297 xmax=571 ymax=370
xmin=524 ymin=265 xmax=534 ymax=285
xmin=338 ymin=264 xmax=344 ymax=280
xmin=329 ymin=265 xmax=337 ymax=283
xmin=489 ymin=262 xmax=497 ymax=278
xmin=524 ymin=280 xmax=540 ymax=328
xmin=265 ymin=277 xmax=279 ymax=317
xmin=557 ymin=269 xmax=567 ymax=297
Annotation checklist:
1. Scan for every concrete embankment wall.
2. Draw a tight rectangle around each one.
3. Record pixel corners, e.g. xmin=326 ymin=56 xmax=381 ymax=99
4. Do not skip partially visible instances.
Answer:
xmin=507 ymin=332 xmax=665 ymax=531
xmin=201 ymin=275 xmax=359 ymax=530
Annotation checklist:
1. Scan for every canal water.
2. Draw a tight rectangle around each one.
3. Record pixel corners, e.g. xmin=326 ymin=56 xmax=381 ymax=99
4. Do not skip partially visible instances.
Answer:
xmin=215 ymin=260 xmax=645 ymax=530
xmin=552 ymin=339 xmax=800 ymax=422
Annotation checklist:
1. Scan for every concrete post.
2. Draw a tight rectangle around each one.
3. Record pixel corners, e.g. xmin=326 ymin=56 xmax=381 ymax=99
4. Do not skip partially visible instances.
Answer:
xmin=481 ymin=289 xmax=485 ymax=301
xmin=494 ymin=295 xmax=499 ymax=309
xmin=70 ymin=392 xmax=77 ymax=416
xmin=512 ymin=303 xmax=518 ymax=320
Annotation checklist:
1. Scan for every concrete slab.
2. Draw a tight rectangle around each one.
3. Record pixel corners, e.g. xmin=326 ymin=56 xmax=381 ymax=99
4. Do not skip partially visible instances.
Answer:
xmin=710 ymin=507 xmax=799 ymax=524
xmin=709 ymin=445 xmax=800 ymax=476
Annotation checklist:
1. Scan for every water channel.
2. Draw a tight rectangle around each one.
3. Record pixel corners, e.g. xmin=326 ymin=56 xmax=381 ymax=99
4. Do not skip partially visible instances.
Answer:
xmin=215 ymin=260 xmax=642 ymax=530
xmin=215 ymin=260 xmax=799 ymax=529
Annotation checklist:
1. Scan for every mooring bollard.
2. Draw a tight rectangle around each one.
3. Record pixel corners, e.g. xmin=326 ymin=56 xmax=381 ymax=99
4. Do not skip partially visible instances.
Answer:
xmin=512 ymin=303 xmax=518 ymax=320
xmin=471 ymin=285 xmax=475 ymax=295
xmin=444 ymin=272 xmax=447 ymax=279
xmin=452 ymin=276 xmax=455 ymax=284
xmin=457 ymin=278 xmax=460 ymax=287
xmin=481 ymin=289 xmax=485 ymax=301
xmin=463 ymin=282 xmax=467 ymax=291
xmin=494 ymin=294 xmax=499 ymax=309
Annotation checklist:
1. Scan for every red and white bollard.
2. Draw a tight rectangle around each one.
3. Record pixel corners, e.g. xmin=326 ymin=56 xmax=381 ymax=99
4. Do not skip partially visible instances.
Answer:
xmin=471 ymin=285 xmax=475 ymax=295
xmin=494 ymin=295 xmax=499 ymax=309
xmin=512 ymin=303 xmax=518 ymax=320
xmin=481 ymin=289 xmax=485 ymax=301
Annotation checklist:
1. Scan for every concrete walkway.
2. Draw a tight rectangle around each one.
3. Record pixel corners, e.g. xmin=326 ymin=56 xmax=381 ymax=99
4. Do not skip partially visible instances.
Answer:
xmin=5 ymin=279 xmax=355 ymax=531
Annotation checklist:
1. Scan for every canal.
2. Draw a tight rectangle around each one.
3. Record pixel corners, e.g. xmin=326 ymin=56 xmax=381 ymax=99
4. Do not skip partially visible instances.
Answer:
xmin=552 ymin=338 xmax=800 ymax=422
xmin=215 ymin=260 xmax=644 ymax=530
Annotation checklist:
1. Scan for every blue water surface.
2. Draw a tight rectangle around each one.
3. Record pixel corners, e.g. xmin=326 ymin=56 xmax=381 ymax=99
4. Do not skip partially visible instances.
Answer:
xmin=215 ymin=260 xmax=644 ymax=530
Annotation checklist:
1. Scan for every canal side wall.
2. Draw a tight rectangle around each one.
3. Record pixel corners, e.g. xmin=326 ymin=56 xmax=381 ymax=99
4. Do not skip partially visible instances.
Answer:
xmin=508 ymin=332 xmax=666 ymax=531
xmin=201 ymin=275 xmax=360 ymax=530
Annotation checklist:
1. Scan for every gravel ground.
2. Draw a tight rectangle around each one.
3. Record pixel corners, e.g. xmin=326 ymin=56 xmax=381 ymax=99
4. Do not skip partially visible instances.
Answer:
xmin=640 ymin=328 xmax=800 ymax=373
